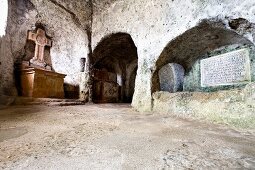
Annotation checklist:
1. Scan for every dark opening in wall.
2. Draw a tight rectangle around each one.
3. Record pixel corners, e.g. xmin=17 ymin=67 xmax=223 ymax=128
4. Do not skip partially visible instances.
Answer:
xmin=92 ymin=33 xmax=138 ymax=103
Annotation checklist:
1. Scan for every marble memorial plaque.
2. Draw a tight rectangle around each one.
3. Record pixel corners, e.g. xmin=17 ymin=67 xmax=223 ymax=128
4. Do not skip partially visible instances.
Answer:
xmin=201 ymin=49 xmax=251 ymax=87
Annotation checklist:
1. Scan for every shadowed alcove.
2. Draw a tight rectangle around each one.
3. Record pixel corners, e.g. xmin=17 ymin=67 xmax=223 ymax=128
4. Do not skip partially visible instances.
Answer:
xmin=92 ymin=33 xmax=138 ymax=103
xmin=152 ymin=20 xmax=253 ymax=94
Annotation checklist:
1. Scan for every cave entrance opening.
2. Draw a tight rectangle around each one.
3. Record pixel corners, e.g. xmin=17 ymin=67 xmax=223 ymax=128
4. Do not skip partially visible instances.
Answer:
xmin=92 ymin=33 xmax=138 ymax=103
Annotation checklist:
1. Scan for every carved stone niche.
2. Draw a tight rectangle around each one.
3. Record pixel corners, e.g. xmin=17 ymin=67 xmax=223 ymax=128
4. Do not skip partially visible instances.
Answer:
xmin=16 ymin=26 xmax=66 ymax=98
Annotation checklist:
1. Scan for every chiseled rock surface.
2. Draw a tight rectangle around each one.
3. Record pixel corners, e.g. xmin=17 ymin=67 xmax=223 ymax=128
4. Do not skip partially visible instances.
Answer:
xmin=153 ymin=83 xmax=255 ymax=128
xmin=1 ymin=0 xmax=255 ymax=112
xmin=92 ymin=0 xmax=255 ymax=111
xmin=0 ymin=0 xmax=91 ymax=96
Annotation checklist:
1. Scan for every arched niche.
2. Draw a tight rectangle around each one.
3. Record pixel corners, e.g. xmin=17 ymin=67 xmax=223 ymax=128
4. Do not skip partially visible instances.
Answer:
xmin=92 ymin=33 xmax=138 ymax=103
xmin=152 ymin=20 xmax=253 ymax=93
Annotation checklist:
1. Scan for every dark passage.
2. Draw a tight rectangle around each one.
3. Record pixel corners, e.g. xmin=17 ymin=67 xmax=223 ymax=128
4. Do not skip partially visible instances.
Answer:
xmin=92 ymin=33 xmax=138 ymax=103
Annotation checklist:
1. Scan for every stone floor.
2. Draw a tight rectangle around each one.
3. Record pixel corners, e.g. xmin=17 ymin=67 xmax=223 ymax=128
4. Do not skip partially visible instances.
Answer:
xmin=0 ymin=104 xmax=255 ymax=169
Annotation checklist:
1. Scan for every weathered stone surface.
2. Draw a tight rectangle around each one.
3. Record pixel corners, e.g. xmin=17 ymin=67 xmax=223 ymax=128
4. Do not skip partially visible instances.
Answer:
xmin=159 ymin=64 xmax=175 ymax=92
xmin=1 ymin=0 xmax=255 ymax=112
xmin=0 ymin=0 xmax=90 ymax=97
xmin=92 ymin=0 xmax=255 ymax=111
xmin=93 ymin=80 xmax=119 ymax=103
xmin=64 ymin=83 xmax=79 ymax=99
xmin=158 ymin=63 xmax=184 ymax=92
xmin=0 ymin=95 xmax=16 ymax=107
xmin=92 ymin=33 xmax=138 ymax=103
xmin=153 ymin=82 xmax=255 ymax=128
xmin=184 ymin=44 xmax=255 ymax=92
xmin=1 ymin=104 xmax=255 ymax=169
xmin=79 ymin=72 xmax=90 ymax=102
xmin=201 ymin=48 xmax=251 ymax=87
xmin=92 ymin=69 xmax=119 ymax=103
xmin=19 ymin=67 xmax=66 ymax=98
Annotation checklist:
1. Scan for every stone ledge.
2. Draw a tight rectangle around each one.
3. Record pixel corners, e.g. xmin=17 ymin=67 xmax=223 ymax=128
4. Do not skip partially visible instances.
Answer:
xmin=20 ymin=67 xmax=66 ymax=78
xmin=152 ymin=83 xmax=255 ymax=128
xmin=3 ymin=96 xmax=85 ymax=106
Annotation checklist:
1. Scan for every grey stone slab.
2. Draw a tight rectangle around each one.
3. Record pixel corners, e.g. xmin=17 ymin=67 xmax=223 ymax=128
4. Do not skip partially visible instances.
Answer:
xmin=159 ymin=63 xmax=184 ymax=92
xmin=201 ymin=49 xmax=251 ymax=87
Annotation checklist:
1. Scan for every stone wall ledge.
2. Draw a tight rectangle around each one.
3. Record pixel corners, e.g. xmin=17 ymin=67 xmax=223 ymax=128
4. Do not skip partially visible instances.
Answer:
xmin=152 ymin=82 xmax=255 ymax=129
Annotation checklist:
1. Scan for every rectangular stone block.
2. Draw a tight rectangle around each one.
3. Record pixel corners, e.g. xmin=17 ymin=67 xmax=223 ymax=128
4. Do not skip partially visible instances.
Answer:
xmin=20 ymin=68 xmax=66 ymax=98
xmin=93 ymin=80 xmax=119 ymax=103
xmin=201 ymin=49 xmax=251 ymax=87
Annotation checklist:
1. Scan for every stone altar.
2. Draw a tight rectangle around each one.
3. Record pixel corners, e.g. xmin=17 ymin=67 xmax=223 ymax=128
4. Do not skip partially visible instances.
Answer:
xmin=17 ymin=27 xmax=66 ymax=98
xmin=20 ymin=67 xmax=66 ymax=98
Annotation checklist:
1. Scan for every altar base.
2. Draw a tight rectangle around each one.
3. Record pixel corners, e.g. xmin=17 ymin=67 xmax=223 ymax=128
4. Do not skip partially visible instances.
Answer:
xmin=19 ymin=67 xmax=66 ymax=98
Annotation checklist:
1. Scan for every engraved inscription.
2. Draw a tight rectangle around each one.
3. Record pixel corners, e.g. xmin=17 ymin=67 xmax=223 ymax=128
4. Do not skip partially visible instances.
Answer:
xmin=201 ymin=49 xmax=251 ymax=87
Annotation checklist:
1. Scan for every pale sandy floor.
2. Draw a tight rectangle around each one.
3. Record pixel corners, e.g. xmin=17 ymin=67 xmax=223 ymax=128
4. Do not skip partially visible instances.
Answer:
xmin=0 ymin=104 xmax=255 ymax=169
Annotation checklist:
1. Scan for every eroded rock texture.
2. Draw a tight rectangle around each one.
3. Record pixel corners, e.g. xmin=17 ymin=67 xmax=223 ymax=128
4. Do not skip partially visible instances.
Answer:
xmin=92 ymin=33 xmax=138 ymax=102
xmin=0 ymin=0 xmax=91 ymax=97
xmin=1 ymin=0 xmax=255 ymax=111
xmin=92 ymin=0 xmax=255 ymax=111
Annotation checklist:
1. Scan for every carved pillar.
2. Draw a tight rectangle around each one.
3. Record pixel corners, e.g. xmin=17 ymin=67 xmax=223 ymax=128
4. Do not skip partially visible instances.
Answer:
xmin=86 ymin=0 xmax=94 ymax=103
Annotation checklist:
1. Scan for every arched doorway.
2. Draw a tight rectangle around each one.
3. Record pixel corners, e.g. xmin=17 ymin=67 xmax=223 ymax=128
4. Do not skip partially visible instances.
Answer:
xmin=92 ymin=33 xmax=138 ymax=103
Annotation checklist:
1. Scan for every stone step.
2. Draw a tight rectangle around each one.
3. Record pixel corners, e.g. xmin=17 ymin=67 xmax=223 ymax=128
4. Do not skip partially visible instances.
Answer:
xmin=13 ymin=97 xmax=84 ymax=106
xmin=26 ymin=101 xmax=85 ymax=106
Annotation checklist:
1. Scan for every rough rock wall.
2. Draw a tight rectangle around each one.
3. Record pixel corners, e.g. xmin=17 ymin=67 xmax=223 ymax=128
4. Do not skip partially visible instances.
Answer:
xmin=0 ymin=0 xmax=91 ymax=96
xmin=184 ymin=44 xmax=255 ymax=92
xmin=92 ymin=0 xmax=255 ymax=111
xmin=159 ymin=63 xmax=184 ymax=93
xmin=152 ymin=83 xmax=255 ymax=128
